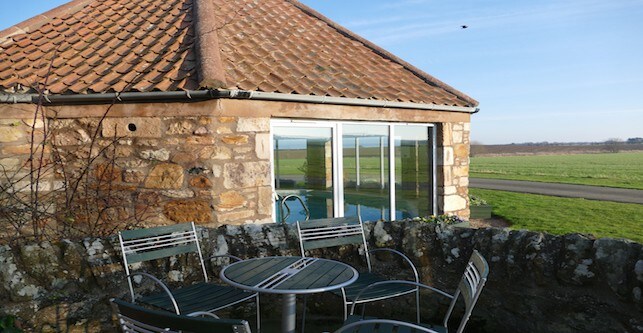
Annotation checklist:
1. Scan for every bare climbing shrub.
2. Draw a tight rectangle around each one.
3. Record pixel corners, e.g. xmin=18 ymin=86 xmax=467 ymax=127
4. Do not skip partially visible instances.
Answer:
xmin=0 ymin=100 xmax=149 ymax=244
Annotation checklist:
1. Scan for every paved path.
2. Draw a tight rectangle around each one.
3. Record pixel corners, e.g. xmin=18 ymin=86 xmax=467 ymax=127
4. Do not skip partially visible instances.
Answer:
xmin=470 ymin=178 xmax=643 ymax=204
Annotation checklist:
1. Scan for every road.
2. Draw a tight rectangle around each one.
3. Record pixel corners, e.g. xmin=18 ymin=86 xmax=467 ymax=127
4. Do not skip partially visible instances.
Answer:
xmin=470 ymin=178 xmax=643 ymax=204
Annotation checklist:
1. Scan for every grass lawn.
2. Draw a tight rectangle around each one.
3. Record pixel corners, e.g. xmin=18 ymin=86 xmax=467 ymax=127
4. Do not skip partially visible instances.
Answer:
xmin=470 ymin=152 xmax=643 ymax=190
xmin=470 ymin=188 xmax=643 ymax=243
xmin=275 ymin=156 xmax=401 ymax=182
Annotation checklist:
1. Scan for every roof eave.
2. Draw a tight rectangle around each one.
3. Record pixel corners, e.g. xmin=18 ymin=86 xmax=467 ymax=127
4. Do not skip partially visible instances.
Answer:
xmin=220 ymin=90 xmax=479 ymax=113
xmin=0 ymin=90 xmax=479 ymax=113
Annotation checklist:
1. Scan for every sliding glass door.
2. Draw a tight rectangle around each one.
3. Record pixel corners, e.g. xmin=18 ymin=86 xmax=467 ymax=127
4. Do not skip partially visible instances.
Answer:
xmin=343 ymin=124 xmax=390 ymax=221
xmin=271 ymin=120 xmax=435 ymax=223
xmin=394 ymin=125 xmax=434 ymax=219
xmin=272 ymin=125 xmax=334 ymax=223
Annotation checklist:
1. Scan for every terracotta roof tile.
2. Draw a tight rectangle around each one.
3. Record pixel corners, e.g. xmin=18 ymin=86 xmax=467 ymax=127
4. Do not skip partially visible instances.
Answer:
xmin=76 ymin=63 xmax=93 ymax=77
xmin=88 ymin=80 xmax=110 ymax=92
xmin=0 ymin=0 xmax=476 ymax=106
xmin=47 ymin=80 xmax=69 ymax=93
xmin=154 ymin=78 xmax=175 ymax=92
xmin=1 ymin=76 xmax=22 ymax=90
xmin=111 ymin=80 xmax=131 ymax=93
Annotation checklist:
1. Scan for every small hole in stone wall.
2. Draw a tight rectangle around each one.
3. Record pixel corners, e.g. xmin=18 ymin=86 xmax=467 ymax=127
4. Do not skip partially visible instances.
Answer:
xmin=127 ymin=123 xmax=137 ymax=132
xmin=188 ymin=167 xmax=205 ymax=174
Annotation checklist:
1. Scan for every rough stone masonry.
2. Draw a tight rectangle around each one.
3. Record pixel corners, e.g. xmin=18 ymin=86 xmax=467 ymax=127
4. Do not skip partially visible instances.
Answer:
xmin=0 ymin=113 xmax=275 ymax=231
xmin=0 ymin=221 xmax=641 ymax=333
xmin=0 ymin=106 xmax=472 ymax=232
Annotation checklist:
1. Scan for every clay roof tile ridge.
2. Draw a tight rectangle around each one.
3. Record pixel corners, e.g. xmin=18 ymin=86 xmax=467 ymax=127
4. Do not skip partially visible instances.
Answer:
xmin=192 ymin=0 xmax=227 ymax=89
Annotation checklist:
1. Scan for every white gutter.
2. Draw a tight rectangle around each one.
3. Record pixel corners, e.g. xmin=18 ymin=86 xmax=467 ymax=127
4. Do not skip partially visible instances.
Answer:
xmin=221 ymin=89 xmax=479 ymax=113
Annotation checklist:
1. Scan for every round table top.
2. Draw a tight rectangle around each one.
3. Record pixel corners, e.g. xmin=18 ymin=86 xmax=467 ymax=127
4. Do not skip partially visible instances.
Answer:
xmin=220 ymin=256 xmax=358 ymax=295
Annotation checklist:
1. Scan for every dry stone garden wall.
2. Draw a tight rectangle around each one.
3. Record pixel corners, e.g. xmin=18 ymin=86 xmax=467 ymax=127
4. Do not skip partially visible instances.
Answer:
xmin=1 ymin=222 xmax=641 ymax=333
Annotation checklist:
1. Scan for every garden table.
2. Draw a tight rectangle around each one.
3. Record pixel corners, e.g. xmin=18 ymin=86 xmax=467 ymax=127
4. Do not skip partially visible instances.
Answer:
xmin=220 ymin=256 xmax=358 ymax=333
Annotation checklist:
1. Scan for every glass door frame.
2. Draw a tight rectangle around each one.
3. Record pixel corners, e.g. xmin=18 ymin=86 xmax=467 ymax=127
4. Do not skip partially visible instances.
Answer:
xmin=270 ymin=120 xmax=340 ymax=221
xmin=270 ymin=119 xmax=437 ymax=222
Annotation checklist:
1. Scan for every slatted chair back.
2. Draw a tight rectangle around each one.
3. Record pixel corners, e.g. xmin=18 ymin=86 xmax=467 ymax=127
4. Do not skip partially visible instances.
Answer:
xmin=118 ymin=222 xmax=209 ymax=300
xmin=347 ymin=250 xmax=489 ymax=333
xmin=110 ymin=298 xmax=252 ymax=333
xmin=296 ymin=216 xmax=372 ymax=271
xmin=445 ymin=250 xmax=489 ymax=333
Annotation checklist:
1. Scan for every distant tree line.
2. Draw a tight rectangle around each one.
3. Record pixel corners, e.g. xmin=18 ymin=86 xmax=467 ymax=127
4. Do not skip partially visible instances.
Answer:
xmin=470 ymin=138 xmax=643 ymax=156
xmin=487 ymin=138 xmax=643 ymax=146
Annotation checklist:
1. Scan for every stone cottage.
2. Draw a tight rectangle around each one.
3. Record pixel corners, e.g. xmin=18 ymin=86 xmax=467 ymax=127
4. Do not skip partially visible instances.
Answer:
xmin=0 ymin=0 xmax=479 ymax=231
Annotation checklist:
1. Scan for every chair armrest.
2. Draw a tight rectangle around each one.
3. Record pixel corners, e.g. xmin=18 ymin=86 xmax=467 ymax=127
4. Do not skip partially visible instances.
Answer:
xmin=127 ymin=272 xmax=180 ymax=315
xmin=349 ymin=280 xmax=454 ymax=316
xmin=335 ymin=319 xmax=440 ymax=333
xmin=368 ymin=248 xmax=420 ymax=282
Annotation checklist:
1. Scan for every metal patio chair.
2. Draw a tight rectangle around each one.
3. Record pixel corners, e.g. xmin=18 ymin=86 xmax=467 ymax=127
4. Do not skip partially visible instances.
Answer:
xmin=341 ymin=250 xmax=489 ymax=333
xmin=110 ymin=298 xmax=252 ymax=333
xmin=118 ymin=222 xmax=260 ymax=331
xmin=296 ymin=216 xmax=420 ymax=321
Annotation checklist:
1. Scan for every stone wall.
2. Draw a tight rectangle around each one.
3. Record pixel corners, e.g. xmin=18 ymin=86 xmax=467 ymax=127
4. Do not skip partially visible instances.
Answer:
xmin=1 ymin=222 xmax=640 ymax=333
xmin=0 ymin=101 xmax=474 ymax=231
xmin=96 ymin=115 xmax=273 ymax=226
xmin=0 ymin=113 xmax=274 ymax=232
xmin=438 ymin=122 xmax=471 ymax=218
xmin=0 ymin=117 xmax=52 ymax=190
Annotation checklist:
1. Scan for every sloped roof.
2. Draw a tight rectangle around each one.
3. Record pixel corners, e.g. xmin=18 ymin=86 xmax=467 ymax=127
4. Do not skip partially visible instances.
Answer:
xmin=0 ymin=0 xmax=478 ymax=107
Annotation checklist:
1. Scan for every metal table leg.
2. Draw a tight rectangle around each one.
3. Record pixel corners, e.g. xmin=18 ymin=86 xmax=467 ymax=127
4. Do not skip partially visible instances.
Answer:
xmin=282 ymin=294 xmax=297 ymax=333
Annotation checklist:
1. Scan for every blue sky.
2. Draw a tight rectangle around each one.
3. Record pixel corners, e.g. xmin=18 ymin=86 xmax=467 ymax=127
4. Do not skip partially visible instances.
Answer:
xmin=2 ymin=0 xmax=642 ymax=144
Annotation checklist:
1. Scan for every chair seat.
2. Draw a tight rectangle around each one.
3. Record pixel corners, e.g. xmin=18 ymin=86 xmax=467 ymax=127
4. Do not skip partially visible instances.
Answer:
xmin=333 ymin=272 xmax=417 ymax=304
xmin=140 ymin=282 xmax=256 ymax=315
xmin=344 ymin=315 xmax=447 ymax=333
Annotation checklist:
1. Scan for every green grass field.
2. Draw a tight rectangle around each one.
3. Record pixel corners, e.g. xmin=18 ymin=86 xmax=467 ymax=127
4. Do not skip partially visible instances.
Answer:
xmin=470 ymin=152 xmax=643 ymax=190
xmin=276 ymin=150 xmax=643 ymax=242
xmin=470 ymin=188 xmax=643 ymax=243
xmin=275 ymin=155 xmax=402 ymax=183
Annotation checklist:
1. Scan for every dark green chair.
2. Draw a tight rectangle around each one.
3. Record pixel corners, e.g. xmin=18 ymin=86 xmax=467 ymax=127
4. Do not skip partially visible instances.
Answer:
xmin=340 ymin=250 xmax=489 ymax=333
xmin=296 ymin=216 xmax=420 ymax=321
xmin=110 ymin=298 xmax=252 ymax=333
xmin=118 ymin=222 xmax=260 ymax=330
